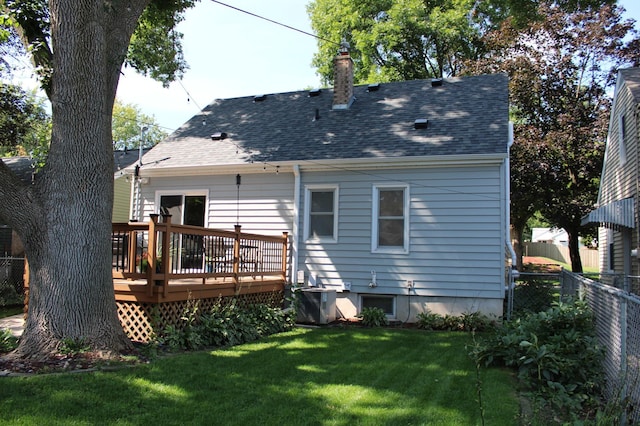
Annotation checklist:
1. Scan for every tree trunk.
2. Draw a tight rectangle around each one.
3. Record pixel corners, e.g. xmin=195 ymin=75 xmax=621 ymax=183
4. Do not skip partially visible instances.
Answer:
xmin=567 ymin=227 xmax=583 ymax=273
xmin=4 ymin=0 xmax=149 ymax=359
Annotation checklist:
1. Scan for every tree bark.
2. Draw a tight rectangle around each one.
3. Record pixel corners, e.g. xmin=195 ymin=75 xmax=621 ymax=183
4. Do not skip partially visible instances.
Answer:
xmin=567 ymin=227 xmax=583 ymax=273
xmin=1 ymin=0 xmax=149 ymax=359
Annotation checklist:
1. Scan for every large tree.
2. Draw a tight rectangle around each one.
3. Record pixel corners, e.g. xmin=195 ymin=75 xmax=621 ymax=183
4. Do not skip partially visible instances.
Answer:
xmin=306 ymin=0 xmax=615 ymax=86
xmin=0 ymin=0 xmax=194 ymax=359
xmin=468 ymin=2 xmax=639 ymax=272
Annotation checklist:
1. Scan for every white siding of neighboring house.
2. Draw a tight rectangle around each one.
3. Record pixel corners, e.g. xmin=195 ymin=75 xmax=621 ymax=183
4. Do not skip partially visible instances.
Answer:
xmin=112 ymin=176 xmax=132 ymax=223
xmin=596 ymin=72 xmax=639 ymax=276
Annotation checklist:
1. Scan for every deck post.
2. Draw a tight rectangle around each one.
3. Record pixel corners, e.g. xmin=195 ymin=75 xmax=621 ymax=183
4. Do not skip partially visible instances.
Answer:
xmin=233 ymin=225 xmax=241 ymax=292
xmin=281 ymin=232 xmax=288 ymax=282
xmin=147 ymin=214 xmax=159 ymax=296
xmin=160 ymin=214 xmax=172 ymax=298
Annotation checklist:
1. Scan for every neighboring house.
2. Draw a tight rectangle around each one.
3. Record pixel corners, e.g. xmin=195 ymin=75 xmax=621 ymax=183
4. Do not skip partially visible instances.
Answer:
xmin=531 ymin=227 xmax=569 ymax=246
xmin=132 ymin=48 xmax=512 ymax=321
xmin=582 ymin=67 xmax=640 ymax=277
xmin=2 ymin=149 xmax=143 ymax=252
xmin=113 ymin=147 xmax=150 ymax=222
xmin=0 ymin=157 xmax=33 ymax=257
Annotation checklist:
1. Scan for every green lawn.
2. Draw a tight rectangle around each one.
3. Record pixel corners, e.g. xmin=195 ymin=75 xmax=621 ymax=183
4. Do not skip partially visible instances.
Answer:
xmin=0 ymin=327 xmax=519 ymax=425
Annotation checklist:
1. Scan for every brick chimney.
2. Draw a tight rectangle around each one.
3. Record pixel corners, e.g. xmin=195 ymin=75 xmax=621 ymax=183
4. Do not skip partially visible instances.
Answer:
xmin=332 ymin=40 xmax=354 ymax=110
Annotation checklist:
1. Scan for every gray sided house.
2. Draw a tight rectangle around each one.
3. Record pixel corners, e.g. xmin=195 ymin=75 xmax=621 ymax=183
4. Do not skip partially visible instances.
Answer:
xmin=132 ymin=51 xmax=511 ymax=321
xmin=583 ymin=68 xmax=640 ymax=279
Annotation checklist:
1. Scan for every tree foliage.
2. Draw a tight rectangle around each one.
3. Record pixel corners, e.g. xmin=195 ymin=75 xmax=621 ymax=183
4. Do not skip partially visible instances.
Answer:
xmin=0 ymin=83 xmax=49 ymax=158
xmin=308 ymin=0 xmax=489 ymax=85
xmin=306 ymin=0 xmax=617 ymax=86
xmin=112 ymin=99 xmax=167 ymax=151
xmin=468 ymin=2 xmax=640 ymax=271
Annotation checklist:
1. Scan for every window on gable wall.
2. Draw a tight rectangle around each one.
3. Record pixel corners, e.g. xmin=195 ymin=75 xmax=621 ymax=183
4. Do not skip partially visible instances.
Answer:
xmin=372 ymin=185 xmax=409 ymax=253
xmin=304 ymin=186 xmax=338 ymax=242
xmin=619 ymin=113 xmax=627 ymax=166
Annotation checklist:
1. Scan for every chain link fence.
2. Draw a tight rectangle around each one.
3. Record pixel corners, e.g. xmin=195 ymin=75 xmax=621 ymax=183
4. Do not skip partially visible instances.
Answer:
xmin=0 ymin=257 xmax=25 ymax=306
xmin=505 ymin=271 xmax=560 ymax=320
xmin=561 ymin=270 xmax=640 ymax=424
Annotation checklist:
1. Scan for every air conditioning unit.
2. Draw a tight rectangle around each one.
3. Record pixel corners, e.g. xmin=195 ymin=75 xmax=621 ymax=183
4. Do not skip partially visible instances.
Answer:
xmin=296 ymin=288 xmax=337 ymax=324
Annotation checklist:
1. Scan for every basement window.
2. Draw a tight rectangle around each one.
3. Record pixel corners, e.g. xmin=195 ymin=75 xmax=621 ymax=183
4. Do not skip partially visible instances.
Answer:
xmin=361 ymin=295 xmax=395 ymax=316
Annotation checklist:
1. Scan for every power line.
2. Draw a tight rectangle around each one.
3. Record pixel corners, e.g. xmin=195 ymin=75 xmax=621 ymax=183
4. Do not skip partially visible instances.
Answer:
xmin=210 ymin=0 xmax=341 ymax=47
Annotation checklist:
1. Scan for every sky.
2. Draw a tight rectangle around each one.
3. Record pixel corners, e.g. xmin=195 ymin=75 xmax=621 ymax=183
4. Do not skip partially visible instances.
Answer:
xmin=116 ymin=0 xmax=322 ymax=133
xmin=4 ymin=0 xmax=640 ymax=133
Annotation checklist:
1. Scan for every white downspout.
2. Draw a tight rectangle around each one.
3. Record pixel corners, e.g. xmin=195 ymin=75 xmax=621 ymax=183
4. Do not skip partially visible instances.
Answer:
xmin=291 ymin=164 xmax=301 ymax=284
xmin=506 ymin=122 xmax=518 ymax=269
xmin=505 ymin=122 xmax=519 ymax=319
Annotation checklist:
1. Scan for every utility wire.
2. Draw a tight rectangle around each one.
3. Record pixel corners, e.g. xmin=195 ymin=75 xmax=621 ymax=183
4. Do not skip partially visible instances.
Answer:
xmin=210 ymin=0 xmax=341 ymax=47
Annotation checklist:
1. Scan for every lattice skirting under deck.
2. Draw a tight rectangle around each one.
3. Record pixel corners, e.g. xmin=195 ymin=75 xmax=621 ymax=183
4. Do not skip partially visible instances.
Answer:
xmin=116 ymin=291 xmax=284 ymax=342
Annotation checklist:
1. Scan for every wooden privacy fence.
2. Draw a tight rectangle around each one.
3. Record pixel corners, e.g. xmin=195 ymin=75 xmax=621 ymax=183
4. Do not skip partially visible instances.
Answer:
xmin=524 ymin=242 xmax=599 ymax=269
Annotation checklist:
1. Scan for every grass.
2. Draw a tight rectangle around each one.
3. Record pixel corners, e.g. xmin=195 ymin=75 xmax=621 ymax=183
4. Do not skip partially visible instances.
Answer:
xmin=0 ymin=327 xmax=519 ymax=425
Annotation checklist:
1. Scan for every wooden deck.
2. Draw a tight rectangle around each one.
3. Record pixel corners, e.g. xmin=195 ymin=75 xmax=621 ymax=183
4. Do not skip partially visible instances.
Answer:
xmin=112 ymin=215 xmax=289 ymax=303
xmin=110 ymin=216 xmax=289 ymax=341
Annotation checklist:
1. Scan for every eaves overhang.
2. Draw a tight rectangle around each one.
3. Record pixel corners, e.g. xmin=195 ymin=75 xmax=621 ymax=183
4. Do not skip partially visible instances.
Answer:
xmin=134 ymin=153 xmax=508 ymax=178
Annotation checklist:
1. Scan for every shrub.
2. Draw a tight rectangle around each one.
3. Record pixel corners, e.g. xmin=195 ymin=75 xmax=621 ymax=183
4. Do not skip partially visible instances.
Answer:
xmin=156 ymin=299 xmax=295 ymax=352
xmin=357 ymin=307 xmax=388 ymax=327
xmin=0 ymin=328 xmax=18 ymax=353
xmin=417 ymin=310 xmax=493 ymax=332
xmin=472 ymin=300 xmax=604 ymax=415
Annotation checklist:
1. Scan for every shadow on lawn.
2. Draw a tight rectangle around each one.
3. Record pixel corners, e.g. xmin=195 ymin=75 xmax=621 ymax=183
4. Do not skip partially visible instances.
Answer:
xmin=0 ymin=328 xmax=518 ymax=425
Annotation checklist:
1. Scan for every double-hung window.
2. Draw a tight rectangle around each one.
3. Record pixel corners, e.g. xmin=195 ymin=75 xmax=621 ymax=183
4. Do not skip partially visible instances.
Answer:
xmin=372 ymin=185 xmax=409 ymax=253
xmin=304 ymin=186 xmax=338 ymax=242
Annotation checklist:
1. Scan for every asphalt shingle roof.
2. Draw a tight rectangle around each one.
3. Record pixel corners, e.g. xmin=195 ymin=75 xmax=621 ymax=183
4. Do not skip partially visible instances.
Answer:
xmin=141 ymin=73 xmax=509 ymax=171
xmin=620 ymin=68 xmax=640 ymax=103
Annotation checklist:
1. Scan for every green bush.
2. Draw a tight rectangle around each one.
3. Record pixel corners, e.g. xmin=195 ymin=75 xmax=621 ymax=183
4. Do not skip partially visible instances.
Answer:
xmin=357 ymin=307 xmax=388 ymax=327
xmin=416 ymin=310 xmax=493 ymax=332
xmin=156 ymin=299 xmax=295 ymax=352
xmin=472 ymin=300 xmax=604 ymax=415
xmin=0 ymin=328 xmax=18 ymax=353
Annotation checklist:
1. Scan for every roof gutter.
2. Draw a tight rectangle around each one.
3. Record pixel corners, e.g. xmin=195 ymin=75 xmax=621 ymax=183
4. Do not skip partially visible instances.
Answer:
xmin=134 ymin=153 xmax=508 ymax=178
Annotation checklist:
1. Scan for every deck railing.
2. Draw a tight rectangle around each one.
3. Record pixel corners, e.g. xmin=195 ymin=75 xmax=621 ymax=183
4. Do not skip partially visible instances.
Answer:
xmin=112 ymin=214 xmax=288 ymax=298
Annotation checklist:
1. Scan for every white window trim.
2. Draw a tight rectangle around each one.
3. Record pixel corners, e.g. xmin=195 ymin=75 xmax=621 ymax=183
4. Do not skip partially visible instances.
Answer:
xmin=619 ymin=114 xmax=627 ymax=166
xmin=154 ymin=189 xmax=209 ymax=226
xmin=303 ymin=185 xmax=339 ymax=243
xmin=371 ymin=184 xmax=409 ymax=254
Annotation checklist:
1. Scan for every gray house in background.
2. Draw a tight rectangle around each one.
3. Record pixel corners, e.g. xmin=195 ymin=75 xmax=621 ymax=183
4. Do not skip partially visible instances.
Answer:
xmin=131 ymin=49 xmax=512 ymax=321
xmin=583 ymin=68 xmax=640 ymax=280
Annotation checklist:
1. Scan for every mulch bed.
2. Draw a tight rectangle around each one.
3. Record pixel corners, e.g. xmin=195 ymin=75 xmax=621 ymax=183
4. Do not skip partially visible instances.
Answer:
xmin=0 ymin=349 xmax=147 ymax=376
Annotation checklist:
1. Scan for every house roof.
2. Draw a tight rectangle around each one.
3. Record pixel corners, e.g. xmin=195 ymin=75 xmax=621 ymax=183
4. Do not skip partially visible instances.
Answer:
xmin=140 ymin=73 xmax=509 ymax=172
xmin=619 ymin=67 xmax=640 ymax=103
xmin=2 ymin=157 xmax=34 ymax=184
xmin=3 ymin=149 xmax=150 ymax=184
